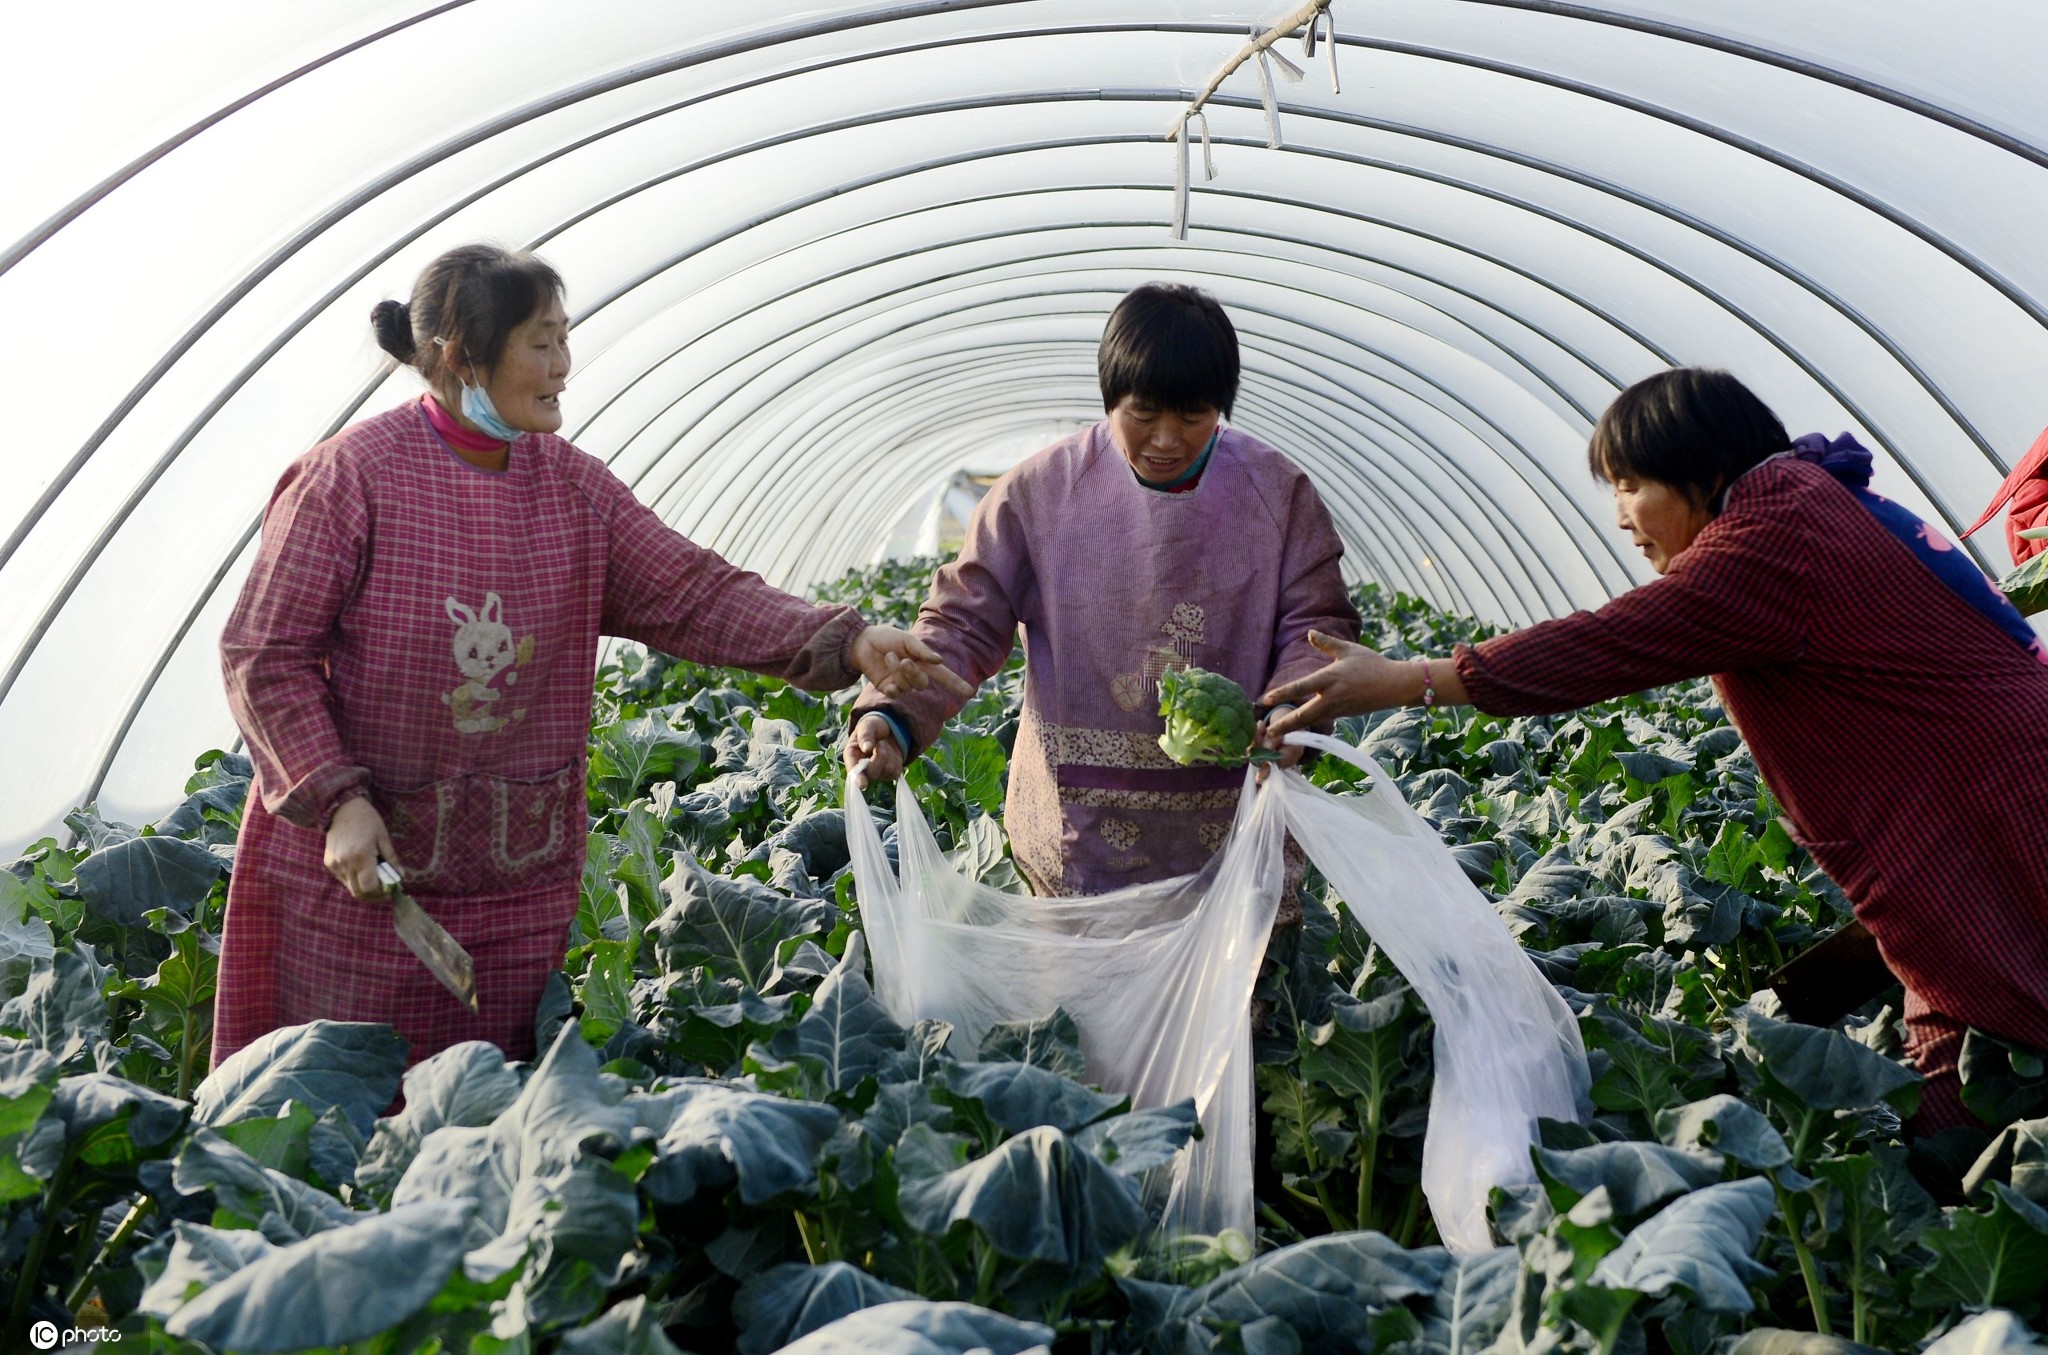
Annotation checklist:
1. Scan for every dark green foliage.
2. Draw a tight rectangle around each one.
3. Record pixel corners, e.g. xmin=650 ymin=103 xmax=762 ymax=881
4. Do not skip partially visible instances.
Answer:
xmin=3 ymin=564 xmax=2044 ymax=1351
xmin=163 ymin=1199 xmax=474 ymax=1350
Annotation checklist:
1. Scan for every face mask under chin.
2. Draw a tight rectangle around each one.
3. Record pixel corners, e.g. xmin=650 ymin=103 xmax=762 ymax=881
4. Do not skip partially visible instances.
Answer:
xmin=459 ymin=381 xmax=522 ymax=441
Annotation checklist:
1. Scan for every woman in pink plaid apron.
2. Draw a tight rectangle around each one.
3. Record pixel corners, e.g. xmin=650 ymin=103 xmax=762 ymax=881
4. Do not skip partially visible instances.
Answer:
xmin=215 ymin=244 xmax=966 ymax=1069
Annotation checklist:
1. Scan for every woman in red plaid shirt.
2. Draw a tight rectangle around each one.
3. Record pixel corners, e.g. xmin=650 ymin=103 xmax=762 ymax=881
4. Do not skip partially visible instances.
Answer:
xmin=1265 ymin=368 xmax=2048 ymax=1133
xmin=214 ymin=244 xmax=968 ymax=1071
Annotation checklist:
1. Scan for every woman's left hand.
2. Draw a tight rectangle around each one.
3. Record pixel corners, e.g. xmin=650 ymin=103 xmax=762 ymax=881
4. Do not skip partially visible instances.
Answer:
xmin=852 ymin=625 xmax=976 ymax=699
xmin=1252 ymin=714 xmax=1306 ymax=784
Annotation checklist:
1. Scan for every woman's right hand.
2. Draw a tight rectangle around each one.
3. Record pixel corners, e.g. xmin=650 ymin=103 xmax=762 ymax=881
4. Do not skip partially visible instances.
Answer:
xmin=851 ymin=625 xmax=975 ymax=700
xmin=1261 ymin=631 xmax=1432 ymax=735
xmin=843 ymin=713 xmax=905 ymax=790
xmin=325 ymin=796 xmax=401 ymax=902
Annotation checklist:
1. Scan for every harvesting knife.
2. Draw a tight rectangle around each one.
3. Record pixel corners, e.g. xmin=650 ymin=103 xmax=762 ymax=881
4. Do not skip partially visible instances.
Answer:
xmin=376 ymin=861 xmax=480 ymax=1014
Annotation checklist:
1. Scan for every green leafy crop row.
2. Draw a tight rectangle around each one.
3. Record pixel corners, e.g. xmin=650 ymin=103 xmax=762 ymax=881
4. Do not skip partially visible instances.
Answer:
xmin=2 ymin=559 xmax=2045 ymax=1353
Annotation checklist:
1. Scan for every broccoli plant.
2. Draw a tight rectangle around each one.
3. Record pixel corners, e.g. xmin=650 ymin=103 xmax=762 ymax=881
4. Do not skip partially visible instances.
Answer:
xmin=1157 ymin=666 xmax=1266 ymax=767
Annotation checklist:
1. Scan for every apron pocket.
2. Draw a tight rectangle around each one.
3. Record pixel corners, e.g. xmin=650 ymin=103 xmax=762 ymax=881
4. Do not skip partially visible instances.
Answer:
xmin=374 ymin=766 xmax=584 ymax=896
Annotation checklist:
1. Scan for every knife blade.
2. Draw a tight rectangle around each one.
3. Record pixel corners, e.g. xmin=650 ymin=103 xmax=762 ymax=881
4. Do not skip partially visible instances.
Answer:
xmin=377 ymin=862 xmax=480 ymax=1014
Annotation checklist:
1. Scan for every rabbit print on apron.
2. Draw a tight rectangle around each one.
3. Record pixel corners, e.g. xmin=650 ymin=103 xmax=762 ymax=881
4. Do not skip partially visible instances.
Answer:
xmin=441 ymin=592 xmax=535 ymax=734
xmin=370 ymin=591 xmax=575 ymax=894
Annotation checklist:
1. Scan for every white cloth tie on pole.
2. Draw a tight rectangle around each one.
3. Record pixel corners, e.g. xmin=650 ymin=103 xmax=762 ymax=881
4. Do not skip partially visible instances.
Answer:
xmin=1310 ymin=6 xmax=1341 ymax=94
xmin=1266 ymin=39 xmax=1306 ymax=84
xmin=849 ymin=732 xmax=1591 ymax=1252
xmin=1171 ymin=119 xmax=1190 ymax=240
xmin=1253 ymin=26 xmax=1284 ymax=149
xmin=1169 ymin=112 xmax=1216 ymax=241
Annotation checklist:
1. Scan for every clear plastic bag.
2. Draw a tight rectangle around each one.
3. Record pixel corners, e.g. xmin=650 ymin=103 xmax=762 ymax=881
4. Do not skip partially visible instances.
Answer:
xmin=845 ymin=733 xmax=1589 ymax=1251
xmin=847 ymin=763 xmax=1287 ymax=1239
xmin=1271 ymin=734 xmax=1591 ymax=1251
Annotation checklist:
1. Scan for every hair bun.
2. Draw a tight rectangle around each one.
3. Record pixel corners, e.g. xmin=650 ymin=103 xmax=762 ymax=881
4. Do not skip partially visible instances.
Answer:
xmin=370 ymin=298 xmax=417 ymax=362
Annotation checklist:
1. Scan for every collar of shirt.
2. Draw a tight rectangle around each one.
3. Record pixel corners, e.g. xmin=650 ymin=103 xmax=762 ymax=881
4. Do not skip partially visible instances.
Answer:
xmin=421 ymin=394 xmax=511 ymax=468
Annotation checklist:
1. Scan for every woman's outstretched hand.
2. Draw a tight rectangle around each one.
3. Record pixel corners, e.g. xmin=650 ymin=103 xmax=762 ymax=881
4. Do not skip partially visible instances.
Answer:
xmin=1260 ymin=631 xmax=1460 ymax=737
xmin=852 ymin=625 xmax=976 ymax=700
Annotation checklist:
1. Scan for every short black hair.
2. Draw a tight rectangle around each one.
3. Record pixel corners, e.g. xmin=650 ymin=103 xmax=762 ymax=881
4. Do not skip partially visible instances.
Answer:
xmin=1589 ymin=367 xmax=1790 ymax=507
xmin=371 ymin=243 xmax=564 ymax=382
xmin=1098 ymin=283 xmax=1240 ymax=417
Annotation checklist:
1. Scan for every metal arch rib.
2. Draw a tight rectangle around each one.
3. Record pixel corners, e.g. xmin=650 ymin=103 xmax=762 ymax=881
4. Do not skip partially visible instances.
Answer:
xmin=77 ymin=520 xmax=263 ymax=810
xmin=1324 ymin=31 xmax=2048 ymax=334
xmin=24 ymin=42 xmax=2039 ymax=773
xmin=538 ymin=94 xmax=2008 ymax=548
xmin=6 ymin=65 xmax=2000 ymax=632
xmin=48 ymin=173 xmax=1622 ymax=802
xmin=3 ymin=104 xmax=1993 ymax=715
xmin=562 ymin=216 xmax=1617 ymax=446
xmin=13 ymin=1 xmax=2032 ymax=277
xmin=1455 ymin=0 xmax=2048 ymax=168
xmin=0 ymin=11 xmax=1109 ymax=576
xmin=669 ymin=287 xmax=1595 ymax=614
xmin=570 ymin=197 xmax=1658 ymax=510
xmin=0 ymin=1 xmax=482 ymax=278
xmin=7 ymin=19 xmax=2023 ymax=576
xmin=607 ymin=259 xmax=1629 ymax=592
xmin=1189 ymin=95 xmax=2018 ymax=546
xmin=603 ymin=214 xmax=1646 ymax=577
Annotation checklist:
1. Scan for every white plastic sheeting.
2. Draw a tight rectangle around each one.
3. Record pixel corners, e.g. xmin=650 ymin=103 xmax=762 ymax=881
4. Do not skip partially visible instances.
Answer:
xmin=848 ymin=733 xmax=1589 ymax=1249
xmin=5 ymin=2 xmax=2048 ymax=845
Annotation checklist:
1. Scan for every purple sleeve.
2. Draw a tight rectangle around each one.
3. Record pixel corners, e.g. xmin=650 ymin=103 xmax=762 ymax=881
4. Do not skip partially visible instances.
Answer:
xmin=853 ymin=479 xmax=1032 ymax=756
xmin=1269 ymin=473 xmax=1362 ymax=690
xmin=1454 ymin=485 xmax=1813 ymax=716
xmin=220 ymin=454 xmax=373 ymax=829
xmin=582 ymin=458 xmax=865 ymax=691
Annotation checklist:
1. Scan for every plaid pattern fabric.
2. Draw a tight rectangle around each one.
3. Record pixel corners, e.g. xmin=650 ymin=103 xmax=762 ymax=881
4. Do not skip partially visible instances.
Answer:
xmin=213 ymin=400 xmax=861 ymax=1069
xmin=217 ymin=804 xmax=574 ymax=1064
xmin=1456 ymin=456 xmax=2048 ymax=1128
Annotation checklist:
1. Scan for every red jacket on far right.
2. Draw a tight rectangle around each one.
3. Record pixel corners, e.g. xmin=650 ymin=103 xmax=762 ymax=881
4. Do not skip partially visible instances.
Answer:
xmin=1967 ymin=424 xmax=2048 ymax=565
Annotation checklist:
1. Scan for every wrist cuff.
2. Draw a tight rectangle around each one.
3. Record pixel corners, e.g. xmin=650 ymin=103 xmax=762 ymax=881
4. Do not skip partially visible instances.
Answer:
xmin=272 ymin=763 xmax=373 ymax=832
xmin=872 ymin=709 xmax=914 ymax=759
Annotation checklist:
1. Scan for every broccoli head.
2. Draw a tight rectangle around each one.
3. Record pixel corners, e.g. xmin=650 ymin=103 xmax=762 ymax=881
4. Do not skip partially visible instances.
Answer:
xmin=1157 ymin=666 xmax=1259 ymax=766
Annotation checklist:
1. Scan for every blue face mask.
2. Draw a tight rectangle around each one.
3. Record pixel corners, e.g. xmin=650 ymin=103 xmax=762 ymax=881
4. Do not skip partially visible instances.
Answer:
xmin=459 ymin=380 xmax=522 ymax=442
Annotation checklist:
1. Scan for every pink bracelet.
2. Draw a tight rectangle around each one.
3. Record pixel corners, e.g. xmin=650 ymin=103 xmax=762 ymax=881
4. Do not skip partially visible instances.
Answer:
xmin=1419 ymin=657 xmax=1437 ymax=708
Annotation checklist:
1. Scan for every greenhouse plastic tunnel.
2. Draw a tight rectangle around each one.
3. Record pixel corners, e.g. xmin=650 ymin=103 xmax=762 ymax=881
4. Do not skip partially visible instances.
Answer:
xmin=5 ymin=0 xmax=2047 ymax=851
